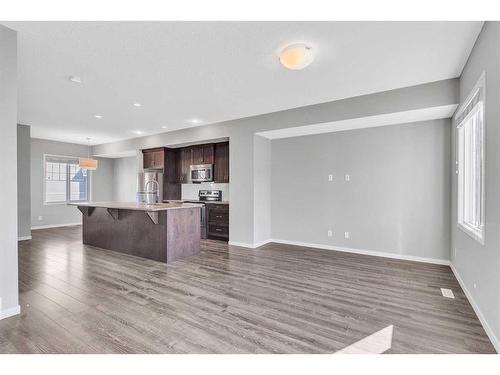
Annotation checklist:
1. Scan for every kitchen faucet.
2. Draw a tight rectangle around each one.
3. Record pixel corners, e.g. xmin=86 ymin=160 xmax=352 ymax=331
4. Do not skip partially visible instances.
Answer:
xmin=145 ymin=180 xmax=160 ymax=203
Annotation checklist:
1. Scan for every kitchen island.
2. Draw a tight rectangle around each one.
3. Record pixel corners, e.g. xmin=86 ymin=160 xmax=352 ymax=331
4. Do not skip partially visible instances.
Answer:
xmin=69 ymin=202 xmax=202 ymax=263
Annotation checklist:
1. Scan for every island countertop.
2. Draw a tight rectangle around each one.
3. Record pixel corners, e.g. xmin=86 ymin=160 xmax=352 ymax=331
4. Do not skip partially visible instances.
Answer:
xmin=68 ymin=201 xmax=203 ymax=212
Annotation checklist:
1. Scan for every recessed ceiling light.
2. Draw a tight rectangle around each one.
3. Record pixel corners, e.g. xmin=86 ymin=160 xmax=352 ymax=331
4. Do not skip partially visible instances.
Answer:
xmin=68 ymin=75 xmax=82 ymax=84
xmin=187 ymin=118 xmax=203 ymax=124
xmin=279 ymin=43 xmax=315 ymax=70
xmin=161 ymin=126 xmax=168 ymax=129
xmin=94 ymin=114 xmax=103 ymax=119
xmin=133 ymin=103 xmax=142 ymax=107
xmin=132 ymin=130 xmax=145 ymax=135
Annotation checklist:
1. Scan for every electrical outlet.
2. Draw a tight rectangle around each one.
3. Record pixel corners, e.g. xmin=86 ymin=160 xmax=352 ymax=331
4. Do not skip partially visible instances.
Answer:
xmin=344 ymin=231 xmax=350 ymax=239
xmin=328 ymin=174 xmax=333 ymax=181
xmin=473 ymin=283 xmax=477 ymax=289
xmin=345 ymin=174 xmax=350 ymax=182
xmin=454 ymin=248 xmax=457 ymax=257
xmin=327 ymin=230 xmax=333 ymax=237
xmin=38 ymin=216 xmax=43 ymax=221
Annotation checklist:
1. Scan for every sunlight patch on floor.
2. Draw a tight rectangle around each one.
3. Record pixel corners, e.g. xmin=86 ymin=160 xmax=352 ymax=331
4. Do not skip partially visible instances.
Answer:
xmin=335 ymin=325 xmax=394 ymax=354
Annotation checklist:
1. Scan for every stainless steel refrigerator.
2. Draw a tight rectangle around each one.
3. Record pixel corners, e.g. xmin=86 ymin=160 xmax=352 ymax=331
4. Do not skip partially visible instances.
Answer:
xmin=137 ymin=172 xmax=163 ymax=203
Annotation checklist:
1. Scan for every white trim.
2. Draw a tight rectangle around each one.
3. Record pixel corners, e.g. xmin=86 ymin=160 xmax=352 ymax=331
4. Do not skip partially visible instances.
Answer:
xmin=229 ymin=238 xmax=450 ymax=265
xmin=18 ymin=235 xmax=32 ymax=241
xmin=253 ymin=239 xmax=273 ymax=248
xmin=43 ymin=153 xmax=91 ymax=205
xmin=456 ymin=100 xmax=485 ymax=245
xmin=0 ymin=304 xmax=21 ymax=320
xmin=31 ymin=222 xmax=82 ymax=230
xmin=269 ymin=239 xmax=450 ymax=265
xmin=228 ymin=239 xmax=272 ymax=249
xmin=454 ymin=71 xmax=486 ymax=121
xmin=228 ymin=241 xmax=256 ymax=248
xmin=450 ymin=264 xmax=499 ymax=353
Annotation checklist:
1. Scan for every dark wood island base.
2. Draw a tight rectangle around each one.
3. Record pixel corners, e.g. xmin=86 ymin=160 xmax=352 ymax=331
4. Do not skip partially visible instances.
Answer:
xmin=71 ymin=202 xmax=201 ymax=263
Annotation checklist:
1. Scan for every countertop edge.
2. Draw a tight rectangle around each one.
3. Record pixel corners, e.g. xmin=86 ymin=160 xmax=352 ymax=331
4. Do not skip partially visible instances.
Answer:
xmin=163 ymin=200 xmax=230 ymax=205
xmin=68 ymin=202 xmax=204 ymax=212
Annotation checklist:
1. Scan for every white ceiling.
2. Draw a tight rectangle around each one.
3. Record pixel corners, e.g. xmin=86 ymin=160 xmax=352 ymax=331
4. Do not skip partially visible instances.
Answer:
xmin=3 ymin=21 xmax=483 ymax=145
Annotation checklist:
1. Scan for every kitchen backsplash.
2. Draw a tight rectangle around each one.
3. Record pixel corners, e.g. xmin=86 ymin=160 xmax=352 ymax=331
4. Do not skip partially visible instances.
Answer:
xmin=181 ymin=182 xmax=229 ymax=201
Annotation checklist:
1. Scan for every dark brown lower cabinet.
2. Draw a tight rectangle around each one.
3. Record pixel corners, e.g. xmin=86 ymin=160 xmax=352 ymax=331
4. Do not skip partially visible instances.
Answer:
xmin=206 ymin=203 xmax=229 ymax=241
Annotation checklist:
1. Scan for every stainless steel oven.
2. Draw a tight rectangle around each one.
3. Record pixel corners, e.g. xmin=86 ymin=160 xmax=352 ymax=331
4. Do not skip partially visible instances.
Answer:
xmin=189 ymin=164 xmax=213 ymax=183
xmin=183 ymin=190 xmax=222 ymax=239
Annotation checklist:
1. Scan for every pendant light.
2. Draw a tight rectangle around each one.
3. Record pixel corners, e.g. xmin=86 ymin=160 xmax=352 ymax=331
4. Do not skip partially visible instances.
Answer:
xmin=79 ymin=137 xmax=98 ymax=170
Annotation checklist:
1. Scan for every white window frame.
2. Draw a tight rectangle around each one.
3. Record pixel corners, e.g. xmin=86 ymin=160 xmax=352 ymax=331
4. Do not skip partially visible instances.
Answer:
xmin=43 ymin=154 xmax=91 ymax=205
xmin=455 ymin=73 xmax=486 ymax=245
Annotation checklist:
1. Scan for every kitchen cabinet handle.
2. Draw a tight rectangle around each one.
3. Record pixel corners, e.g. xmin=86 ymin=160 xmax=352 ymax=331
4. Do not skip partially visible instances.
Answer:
xmin=215 ymin=228 xmax=222 ymax=232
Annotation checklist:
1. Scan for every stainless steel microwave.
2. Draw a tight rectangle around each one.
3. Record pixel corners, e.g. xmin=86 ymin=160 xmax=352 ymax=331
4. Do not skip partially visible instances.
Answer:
xmin=190 ymin=164 xmax=213 ymax=183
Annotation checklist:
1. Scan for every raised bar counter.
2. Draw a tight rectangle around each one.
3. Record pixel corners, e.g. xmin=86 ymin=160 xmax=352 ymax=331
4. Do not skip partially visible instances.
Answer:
xmin=69 ymin=202 xmax=202 ymax=263
xmin=73 ymin=201 xmax=203 ymax=211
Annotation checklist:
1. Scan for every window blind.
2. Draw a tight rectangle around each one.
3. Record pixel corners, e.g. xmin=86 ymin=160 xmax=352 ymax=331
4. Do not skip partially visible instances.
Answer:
xmin=45 ymin=155 xmax=80 ymax=164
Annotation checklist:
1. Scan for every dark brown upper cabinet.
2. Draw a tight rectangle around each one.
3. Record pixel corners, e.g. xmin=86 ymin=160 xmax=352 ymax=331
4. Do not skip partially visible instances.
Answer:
xmin=191 ymin=146 xmax=203 ymax=165
xmin=176 ymin=147 xmax=192 ymax=183
xmin=146 ymin=142 xmax=227 ymax=185
xmin=191 ymin=144 xmax=214 ymax=165
xmin=201 ymin=144 xmax=214 ymax=164
xmin=143 ymin=150 xmax=155 ymax=169
xmin=142 ymin=148 xmax=164 ymax=170
xmin=214 ymin=142 xmax=229 ymax=183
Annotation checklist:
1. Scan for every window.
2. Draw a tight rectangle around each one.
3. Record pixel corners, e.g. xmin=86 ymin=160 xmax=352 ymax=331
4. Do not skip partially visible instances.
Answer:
xmin=455 ymin=73 xmax=485 ymax=244
xmin=44 ymin=155 xmax=90 ymax=204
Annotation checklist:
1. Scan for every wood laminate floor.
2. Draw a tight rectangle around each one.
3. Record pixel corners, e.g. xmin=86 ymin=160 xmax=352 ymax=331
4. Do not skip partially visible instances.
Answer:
xmin=0 ymin=226 xmax=495 ymax=354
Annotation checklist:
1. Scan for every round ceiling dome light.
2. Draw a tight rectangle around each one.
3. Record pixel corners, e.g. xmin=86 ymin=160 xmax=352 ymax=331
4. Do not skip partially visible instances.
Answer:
xmin=279 ymin=43 xmax=314 ymax=70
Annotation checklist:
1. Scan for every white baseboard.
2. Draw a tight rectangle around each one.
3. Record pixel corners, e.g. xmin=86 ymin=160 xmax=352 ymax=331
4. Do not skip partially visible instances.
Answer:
xmin=450 ymin=264 xmax=499 ymax=353
xmin=0 ymin=304 xmax=21 ymax=320
xmin=253 ymin=239 xmax=273 ymax=248
xmin=18 ymin=235 xmax=32 ymax=241
xmin=228 ymin=239 xmax=272 ymax=249
xmin=31 ymin=222 xmax=82 ymax=230
xmin=269 ymin=238 xmax=451 ymax=266
xmin=228 ymin=241 xmax=256 ymax=248
xmin=229 ymin=238 xmax=450 ymax=266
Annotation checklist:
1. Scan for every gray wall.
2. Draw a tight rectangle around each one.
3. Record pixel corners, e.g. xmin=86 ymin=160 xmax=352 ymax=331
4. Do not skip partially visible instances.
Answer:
xmin=271 ymin=119 xmax=451 ymax=262
xmin=92 ymin=156 xmax=114 ymax=202
xmin=94 ymin=79 xmax=458 ymax=246
xmin=17 ymin=124 xmax=31 ymax=239
xmin=112 ymin=156 xmax=138 ymax=202
xmin=30 ymin=138 xmax=113 ymax=228
xmin=451 ymin=22 xmax=500 ymax=351
xmin=0 ymin=25 xmax=19 ymax=317
xmin=254 ymin=135 xmax=272 ymax=244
